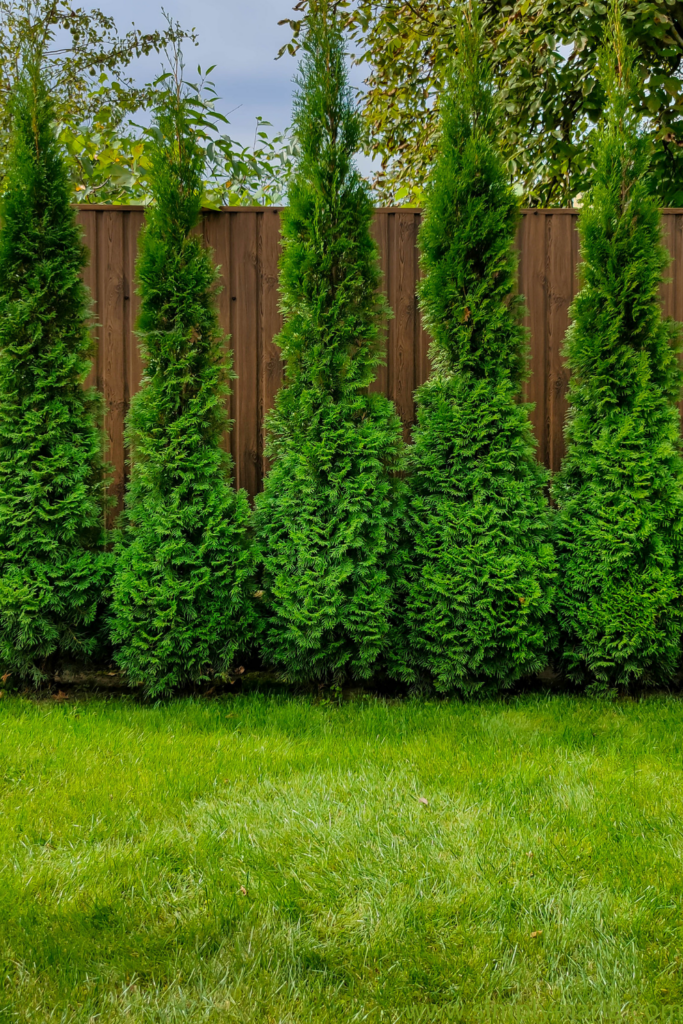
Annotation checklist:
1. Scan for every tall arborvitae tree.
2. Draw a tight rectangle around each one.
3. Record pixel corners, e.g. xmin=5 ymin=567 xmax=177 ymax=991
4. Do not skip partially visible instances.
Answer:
xmin=551 ymin=6 xmax=683 ymax=690
xmin=400 ymin=10 xmax=556 ymax=694
xmin=0 ymin=54 xmax=110 ymax=684
xmin=253 ymin=2 xmax=405 ymax=686
xmin=110 ymin=68 xmax=256 ymax=695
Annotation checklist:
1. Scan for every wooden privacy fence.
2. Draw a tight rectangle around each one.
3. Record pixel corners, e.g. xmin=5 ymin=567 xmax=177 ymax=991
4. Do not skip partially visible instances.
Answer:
xmin=77 ymin=205 xmax=683 ymax=506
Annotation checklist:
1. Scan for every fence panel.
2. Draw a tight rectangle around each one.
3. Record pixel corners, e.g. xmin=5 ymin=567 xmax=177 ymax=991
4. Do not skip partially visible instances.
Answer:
xmin=74 ymin=205 xmax=683 ymax=504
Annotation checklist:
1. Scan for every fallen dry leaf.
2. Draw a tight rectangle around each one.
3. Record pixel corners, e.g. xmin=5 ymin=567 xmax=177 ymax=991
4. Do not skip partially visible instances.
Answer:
xmin=417 ymin=796 xmax=429 ymax=807
xmin=238 ymin=886 xmax=247 ymax=896
xmin=1 ymin=672 xmax=11 ymax=683
xmin=52 ymin=691 xmax=68 ymax=702
xmin=530 ymin=930 xmax=543 ymax=938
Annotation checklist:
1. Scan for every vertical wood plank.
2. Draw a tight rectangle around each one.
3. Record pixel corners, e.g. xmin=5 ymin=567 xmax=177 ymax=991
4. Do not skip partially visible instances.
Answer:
xmin=125 ymin=210 xmax=146 ymax=406
xmin=72 ymin=204 xmax=683 ymax=494
xmin=369 ymin=210 xmax=389 ymax=396
xmin=546 ymin=213 xmax=574 ymax=474
xmin=389 ymin=211 xmax=417 ymax=434
xmin=97 ymin=210 xmax=126 ymax=517
xmin=258 ymin=208 xmax=284 ymax=482
xmin=78 ymin=210 xmax=99 ymax=392
xmin=203 ymin=210 xmax=233 ymax=461
xmin=518 ymin=210 xmax=548 ymax=466
xmin=230 ymin=210 xmax=260 ymax=498
xmin=414 ymin=211 xmax=431 ymax=391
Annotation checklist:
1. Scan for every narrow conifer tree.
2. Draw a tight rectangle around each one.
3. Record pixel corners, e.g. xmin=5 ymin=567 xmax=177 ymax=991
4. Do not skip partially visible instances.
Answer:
xmin=551 ymin=7 xmax=683 ymax=689
xmin=110 ymin=70 xmax=256 ymax=695
xmin=253 ymin=2 xmax=405 ymax=686
xmin=0 ymin=54 xmax=110 ymax=683
xmin=400 ymin=11 xmax=556 ymax=694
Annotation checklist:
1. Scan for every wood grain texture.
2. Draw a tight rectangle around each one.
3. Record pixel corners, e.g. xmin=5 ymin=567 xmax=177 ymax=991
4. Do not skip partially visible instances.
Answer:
xmin=203 ymin=210 xmax=234 ymax=464
xmin=97 ymin=210 xmax=126 ymax=517
xmin=389 ymin=211 xmax=418 ymax=435
xmin=369 ymin=210 xmax=390 ymax=397
xmin=125 ymin=210 xmax=145 ymax=403
xmin=230 ymin=211 xmax=260 ymax=497
xmin=258 ymin=208 xmax=284 ymax=481
xmin=74 ymin=206 xmax=683 ymax=499
xmin=518 ymin=211 xmax=548 ymax=466
xmin=79 ymin=210 xmax=98 ymax=393
xmin=414 ymin=212 xmax=431 ymax=392
xmin=547 ymin=212 xmax=575 ymax=473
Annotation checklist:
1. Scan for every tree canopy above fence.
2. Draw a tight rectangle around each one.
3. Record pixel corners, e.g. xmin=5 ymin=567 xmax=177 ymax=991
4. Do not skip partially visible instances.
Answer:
xmin=283 ymin=0 xmax=683 ymax=208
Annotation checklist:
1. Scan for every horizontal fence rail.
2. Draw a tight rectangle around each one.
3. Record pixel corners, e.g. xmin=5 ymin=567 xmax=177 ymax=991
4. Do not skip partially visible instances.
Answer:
xmin=76 ymin=205 xmax=683 ymax=506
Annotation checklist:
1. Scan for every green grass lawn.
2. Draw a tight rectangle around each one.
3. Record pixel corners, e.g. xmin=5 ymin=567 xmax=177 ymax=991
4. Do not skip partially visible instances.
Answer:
xmin=1 ymin=694 xmax=683 ymax=1023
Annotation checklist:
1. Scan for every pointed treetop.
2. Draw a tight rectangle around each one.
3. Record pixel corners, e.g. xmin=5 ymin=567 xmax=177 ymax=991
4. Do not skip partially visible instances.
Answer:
xmin=444 ymin=3 xmax=495 ymax=143
xmin=291 ymin=0 xmax=360 ymax=189
xmin=601 ymin=0 xmax=638 ymax=127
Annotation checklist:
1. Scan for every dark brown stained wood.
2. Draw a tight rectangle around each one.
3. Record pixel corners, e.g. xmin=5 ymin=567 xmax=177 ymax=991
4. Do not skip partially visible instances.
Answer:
xmin=258 ymin=208 xmax=284 ymax=481
xmin=230 ymin=210 xmax=260 ymax=497
xmin=518 ymin=210 xmax=548 ymax=467
xmin=125 ymin=210 xmax=145 ymax=404
xmin=203 ymin=210 xmax=234 ymax=461
xmin=413 ymin=212 xmax=431 ymax=392
xmin=546 ymin=212 xmax=575 ymax=473
xmin=97 ymin=210 xmax=126 ymax=517
xmin=79 ymin=210 xmax=98 ymax=393
xmin=369 ymin=209 xmax=390 ymax=397
xmin=73 ymin=205 xmax=683 ymax=499
xmin=389 ymin=211 xmax=418 ymax=434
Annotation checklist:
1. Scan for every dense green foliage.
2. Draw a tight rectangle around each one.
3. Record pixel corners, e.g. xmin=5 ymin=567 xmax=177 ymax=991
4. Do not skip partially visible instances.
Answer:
xmin=0 ymin=56 xmax=110 ymax=684
xmin=284 ymin=0 xmax=683 ymax=207
xmin=401 ymin=13 xmax=556 ymax=694
xmin=254 ymin=3 xmax=405 ymax=686
xmin=551 ymin=15 xmax=683 ymax=690
xmin=110 ymin=75 xmax=256 ymax=695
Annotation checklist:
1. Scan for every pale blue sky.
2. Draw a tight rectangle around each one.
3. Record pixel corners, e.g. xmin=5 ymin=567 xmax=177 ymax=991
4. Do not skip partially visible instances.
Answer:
xmin=90 ymin=0 xmax=367 ymax=149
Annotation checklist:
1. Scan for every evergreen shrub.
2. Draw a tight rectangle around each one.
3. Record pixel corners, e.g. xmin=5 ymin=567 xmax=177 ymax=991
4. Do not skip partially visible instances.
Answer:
xmin=0 ymin=55 xmax=111 ymax=683
xmin=253 ymin=2 xmax=406 ymax=686
xmin=551 ymin=10 xmax=683 ymax=690
xmin=400 ymin=13 xmax=556 ymax=694
xmin=110 ymin=73 xmax=256 ymax=695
